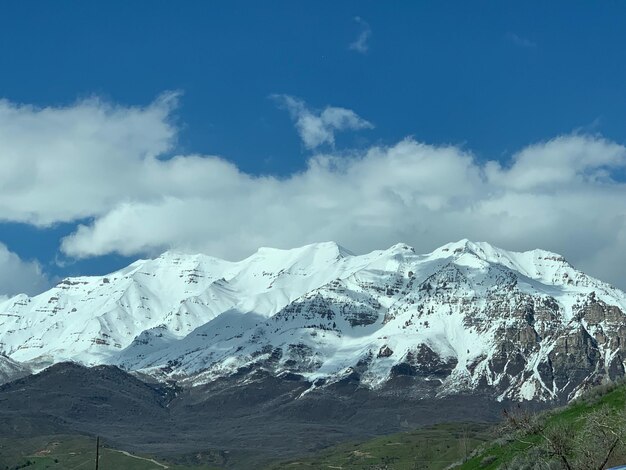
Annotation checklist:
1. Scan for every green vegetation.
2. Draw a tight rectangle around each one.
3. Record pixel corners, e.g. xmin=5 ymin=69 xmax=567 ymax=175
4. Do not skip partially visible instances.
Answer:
xmin=265 ymin=422 xmax=493 ymax=469
xmin=0 ymin=435 xmax=218 ymax=470
xmin=458 ymin=381 xmax=626 ymax=470
xmin=5 ymin=382 xmax=626 ymax=470
xmin=265 ymin=382 xmax=626 ymax=469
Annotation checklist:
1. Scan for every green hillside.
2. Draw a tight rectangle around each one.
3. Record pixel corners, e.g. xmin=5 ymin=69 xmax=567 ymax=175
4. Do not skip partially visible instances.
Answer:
xmin=458 ymin=382 xmax=626 ymax=470
xmin=4 ymin=382 xmax=626 ymax=470
xmin=0 ymin=435 xmax=219 ymax=470
xmin=0 ymin=425 xmax=493 ymax=470
xmin=264 ymin=422 xmax=493 ymax=470
xmin=265 ymin=381 xmax=626 ymax=470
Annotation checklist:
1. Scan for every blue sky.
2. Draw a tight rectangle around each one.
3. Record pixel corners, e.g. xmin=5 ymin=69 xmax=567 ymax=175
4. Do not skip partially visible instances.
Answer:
xmin=1 ymin=1 xmax=626 ymax=295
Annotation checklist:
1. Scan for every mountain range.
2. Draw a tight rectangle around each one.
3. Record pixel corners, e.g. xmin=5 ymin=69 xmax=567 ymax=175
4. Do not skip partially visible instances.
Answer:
xmin=2 ymin=239 xmax=626 ymax=403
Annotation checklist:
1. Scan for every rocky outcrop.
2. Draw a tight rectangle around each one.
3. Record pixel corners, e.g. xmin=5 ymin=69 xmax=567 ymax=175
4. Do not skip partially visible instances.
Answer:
xmin=0 ymin=354 xmax=31 ymax=385
xmin=391 ymin=344 xmax=458 ymax=378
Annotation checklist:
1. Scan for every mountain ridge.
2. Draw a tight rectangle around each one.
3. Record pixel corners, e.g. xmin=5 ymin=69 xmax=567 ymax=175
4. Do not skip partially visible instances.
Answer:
xmin=1 ymin=240 xmax=625 ymax=402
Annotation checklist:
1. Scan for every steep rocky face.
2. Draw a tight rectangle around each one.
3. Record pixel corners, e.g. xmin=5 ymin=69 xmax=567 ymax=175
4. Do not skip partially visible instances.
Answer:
xmin=1 ymin=240 xmax=625 ymax=402
xmin=0 ymin=354 xmax=31 ymax=385
xmin=464 ymin=293 xmax=626 ymax=401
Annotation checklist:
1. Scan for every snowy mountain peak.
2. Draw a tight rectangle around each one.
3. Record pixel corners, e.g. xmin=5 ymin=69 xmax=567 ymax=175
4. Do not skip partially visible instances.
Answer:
xmin=427 ymin=240 xmax=578 ymax=283
xmin=429 ymin=239 xmax=500 ymax=262
xmin=251 ymin=241 xmax=353 ymax=262
xmin=379 ymin=243 xmax=416 ymax=258
xmin=1 ymin=239 xmax=626 ymax=403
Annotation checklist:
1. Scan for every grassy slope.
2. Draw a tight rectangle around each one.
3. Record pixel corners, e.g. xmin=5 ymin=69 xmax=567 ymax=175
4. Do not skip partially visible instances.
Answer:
xmin=265 ymin=383 xmax=626 ymax=470
xmin=4 ymin=384 xmax=626 ymax=470
xmin=457 ymin=383 xmax=626 ymax=470
xmin=0 ymin=424 xmax=494 ymax=470
xmin=263 ymin=422 xmax=493 ymax=470
xmin=0 ymin=435 xmax=220 ymax=470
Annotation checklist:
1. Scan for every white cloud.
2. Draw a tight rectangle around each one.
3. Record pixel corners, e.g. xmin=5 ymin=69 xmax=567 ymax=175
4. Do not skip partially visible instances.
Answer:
xmin=273 ymin=95 xmax=373 ymax=149
xmin=349 ymin=17 xmax=371 ymax=54
xmin=0 ymin=244 xmax=49 ymax=296
xmin=0 ymin=92 xmax=178 ymax=226
xmin=61 ymin=134 xmax=626 ymax=290
xmin=1 ymin=95 xmax=626 ymax=290
xmin=485 ymin=135 xmax=626 ymax=190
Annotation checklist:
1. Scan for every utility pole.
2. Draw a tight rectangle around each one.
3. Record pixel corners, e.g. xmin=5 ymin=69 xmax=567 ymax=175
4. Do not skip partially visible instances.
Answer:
xmin=95 ymin=436 xmax=100 ymax=470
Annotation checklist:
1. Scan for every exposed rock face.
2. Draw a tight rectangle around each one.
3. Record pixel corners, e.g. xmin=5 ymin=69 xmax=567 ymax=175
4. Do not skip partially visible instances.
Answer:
xmin=1 ymin=240 xmax=626 ymax=403
xmin=391 ymin=344 xmax=458 ymax=378
xmin=461 ymin=293 xmax=626 ymax=401
xmin=0 ymin=354 xmax=31 ymax=385
xmin=378 ymin=345 xmax=393 ymax=358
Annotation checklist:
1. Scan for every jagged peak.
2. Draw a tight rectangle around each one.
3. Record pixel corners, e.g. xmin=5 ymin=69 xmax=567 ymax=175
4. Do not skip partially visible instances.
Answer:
xmin=422 ymin=239 xmax=581 ymax=283
xmin=524 ymin=248 xmax=570 ymax=265
xmin=429 ymin=239 xmax=567 ymax=263
xmin=429 ymin=239 xmax=495 ymax=259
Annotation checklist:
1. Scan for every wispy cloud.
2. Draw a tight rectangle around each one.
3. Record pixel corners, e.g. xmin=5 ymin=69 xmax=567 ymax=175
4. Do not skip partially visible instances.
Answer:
xmin=349 ymin=16 xmax=371 ymax=54
xmin=506 ymin=32 xmax=537 ymax=48
xmin=271 ymin=94 xmax=373 ymax=149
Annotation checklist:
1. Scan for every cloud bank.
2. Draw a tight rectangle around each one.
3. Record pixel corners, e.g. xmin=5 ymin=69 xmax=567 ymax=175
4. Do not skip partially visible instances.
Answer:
xmin=1 ymin=95 xmax=626 ymax=291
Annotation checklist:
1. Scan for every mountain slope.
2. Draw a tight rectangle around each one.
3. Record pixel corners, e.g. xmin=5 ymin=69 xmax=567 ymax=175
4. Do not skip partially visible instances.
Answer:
xmin=0 ymin=242 xmax=364 ymax=365
xmin=0 ymin=354 xmax=30 ymax=385
xmin=458 ymin=379 xmax=626 ymax=469
xmin=1 ymin=240 xmax=626 ymax=402
xmin=0 ymin=362 xmax=505 ymax=466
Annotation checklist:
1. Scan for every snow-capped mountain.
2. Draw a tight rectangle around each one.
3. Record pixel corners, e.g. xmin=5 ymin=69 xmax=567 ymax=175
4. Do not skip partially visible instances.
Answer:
xmin=1 ymin=240 xmax=626 ymax=401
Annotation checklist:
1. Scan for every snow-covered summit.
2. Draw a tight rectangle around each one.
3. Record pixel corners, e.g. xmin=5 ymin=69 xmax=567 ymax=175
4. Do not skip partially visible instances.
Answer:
xmin=1 ymin=240 xmax=625 ymax=402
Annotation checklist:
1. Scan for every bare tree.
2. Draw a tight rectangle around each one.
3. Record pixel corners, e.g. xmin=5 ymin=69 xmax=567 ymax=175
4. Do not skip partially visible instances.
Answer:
xmin=503 ymin=405 xmax=626 ymax=470
xmin=575 ymin=407 xmax=626 ymax=469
